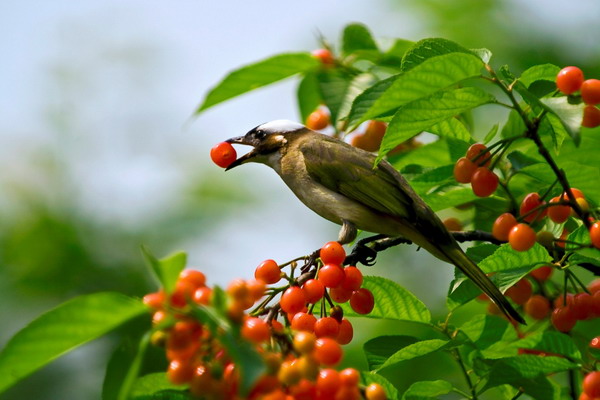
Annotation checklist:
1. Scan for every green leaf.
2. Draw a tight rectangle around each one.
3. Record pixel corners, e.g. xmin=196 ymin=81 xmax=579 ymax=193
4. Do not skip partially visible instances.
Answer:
xmin=347 ymin=52 xmax=485 ymax=128
xmin=427 ymin=117 xmax=472 ymax=142
xmin=567 ymin=224 xmax=600 ymax=262
xmin=297 ymin=72 xmax=322 ymax=123
xmin=381 ymin=39 xmax=414 ymax=65
xmin=401 ymin=380 xmax=453 ymax=400
xmin=142 ymin=247 xmax=186 ymax=294
xmin=519 ymin=64 xmax=560 ymax=88
xmin=519 ymin=161 xmax=600 ymax=204
xmin=400 ymin=38 xmax=477 ymax=72
xmin=459 ymin=315 xmax=518 ymax=358
xmin=103 ymin=329 xmax=150 ymax=400
xmin=507 ymin=150 xmax=543 ymax=171
xmin=377 ymin=87 xmax=494 ymax=162
xmin=478 ymin=243 xmax=552 ymax=275
xmin=337 ymin=73 xmax=378 ymax=127
xmin=540 ymin=97 xmax=585 ymax=145
xmin=421 ymin=188 xmax=479 ymax=212
xmin=130 ymin=373 xmax=185 ymax=400
xmin=539 ymin=112 xmax=570 ymax=151
xmin=511 ymin=376 xmax=562 ymax=400
xmin=363 ymin=335 xmax=419 ymax=371
xmin=196 ymin=53 xmax=319 ymax=113
xmin=483 ymin=355 xmax=579 ymax=390
xmin=341 ymin=276 xmax=431 ymax=323
xmin=466 ymin=243 xmax=500 ymax=263
xmin=316 ymin=69 xmax=353 ymax=125
xmin=448 ymin=243 xmax=551 ymax=308
xmin=362 ymin=372 xmax=400 ymax=400
xmin=501 ymin=109 xmax=527 ymax=138
xmin=483 ymin=123 xmax=499 ymax=144
xmin=514 ymin=331 xmax=582 ymax=361
xmin=0 ymin=292 xmax=147 ymax=394
xmin=375 ymin=339 xmax=452 ymax=372
xmin=342 ymin=23 xmax=378 ymax=55
xmin=389 ymin=139 xmax=451 ymax=170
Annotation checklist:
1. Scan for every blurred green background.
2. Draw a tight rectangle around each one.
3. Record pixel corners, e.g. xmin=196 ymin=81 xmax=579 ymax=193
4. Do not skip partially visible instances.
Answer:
xmin=1 ymin=1 xmax=598 ymax=399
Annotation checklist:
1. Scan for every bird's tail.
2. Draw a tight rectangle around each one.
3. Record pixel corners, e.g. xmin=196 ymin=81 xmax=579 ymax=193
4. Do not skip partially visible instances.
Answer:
xmin=438 ymin=244 xmax=526 ymax=325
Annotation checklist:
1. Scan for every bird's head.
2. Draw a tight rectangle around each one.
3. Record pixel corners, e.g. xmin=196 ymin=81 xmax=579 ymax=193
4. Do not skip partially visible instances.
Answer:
xmin=225 ymin=119 xmax=306 ymax=170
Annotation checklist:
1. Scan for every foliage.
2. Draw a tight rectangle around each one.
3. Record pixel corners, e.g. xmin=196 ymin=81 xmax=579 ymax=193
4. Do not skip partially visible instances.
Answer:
xmin=1 ymin=23 xmax=600 ymax=400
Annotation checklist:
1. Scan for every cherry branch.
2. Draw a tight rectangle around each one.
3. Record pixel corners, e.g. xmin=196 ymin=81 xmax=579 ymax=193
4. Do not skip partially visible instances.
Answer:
xmin=486 ymin=64 xmax=591 ymax=230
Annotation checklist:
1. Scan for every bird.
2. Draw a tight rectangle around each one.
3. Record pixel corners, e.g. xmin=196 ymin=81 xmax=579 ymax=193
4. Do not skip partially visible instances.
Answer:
xmin=225 ymin=119 xmax=525 ymax=324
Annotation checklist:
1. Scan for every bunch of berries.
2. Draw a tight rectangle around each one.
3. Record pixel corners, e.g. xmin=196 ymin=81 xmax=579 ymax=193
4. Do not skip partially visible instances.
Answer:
xmin=453 ymin=143 xmax=498 ymax=197
xmin=142 ymin=241 xmax=385 ymax=399
xmin=556 ymin=66 xmax=600 ymax=128
xmin=479 ymin=267 xmax=600 ymax=336
xmin=489 ymin=188 xmax=599 ymax=252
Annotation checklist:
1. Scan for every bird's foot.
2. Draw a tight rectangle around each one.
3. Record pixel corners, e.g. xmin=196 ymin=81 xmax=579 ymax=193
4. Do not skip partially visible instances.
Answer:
xmin=345 ymin=235 xmax=386 ymax=266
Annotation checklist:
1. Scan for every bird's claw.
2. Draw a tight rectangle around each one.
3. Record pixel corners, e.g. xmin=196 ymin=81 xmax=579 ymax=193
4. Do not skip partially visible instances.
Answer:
xmin=346 ymin=243 xmax=378 ymax=266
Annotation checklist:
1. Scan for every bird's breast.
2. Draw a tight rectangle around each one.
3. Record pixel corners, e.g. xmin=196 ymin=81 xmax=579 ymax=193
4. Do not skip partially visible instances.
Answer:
xmin=276 ymin=149 xmax=405 ymax=236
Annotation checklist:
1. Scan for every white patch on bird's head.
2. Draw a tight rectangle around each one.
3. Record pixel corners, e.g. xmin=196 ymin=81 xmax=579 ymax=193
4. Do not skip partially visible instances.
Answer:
xmin=258 ymin=119 xmax=305 ymax=134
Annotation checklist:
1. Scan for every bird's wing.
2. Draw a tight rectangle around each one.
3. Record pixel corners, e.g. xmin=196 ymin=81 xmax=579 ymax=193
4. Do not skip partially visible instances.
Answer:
xmin=300 ymin=137 xmax=414 ymax=219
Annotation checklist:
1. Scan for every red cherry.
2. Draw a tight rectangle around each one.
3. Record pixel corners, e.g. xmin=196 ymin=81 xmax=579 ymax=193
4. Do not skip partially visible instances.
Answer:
xmin=306 ymin=108 xmax=331 ymax=130
xmin=318 ymin=264 xmax=345 ymax=288
xmin=302 ymin=279 xmax=325 ymax=303
xmin=524 ymin=295 xmax=550 ymax=320
xmin=167 ymin=358 xmax=195 ymax=384
xmin=314 ymin=317 xmax=340 ymax=338
xmin=320 ymin=241 xmax=346 ymax=265
xmin=280 ymin=286 xmax=307 ymax=314
xmin=241 ymin=317 xmax=271 ymax=343
xmin=529 ymin=265 xmax=553 ymax=281
xmin=339 ymin=368 xmax=360 ymax=386
xmin=466 ymin=143 xmax=491 ymax=166
xmin=519 ymin=193 xmax=547 ymax=223
xmin=547 ymin=196 xmax=571 ymax=224
xmin=584 ymin=371 xmax=600 ymax=398
xmin=291 ymin=312 xmax=318 ymax=332
xmin=471 ymin=167 xmax=499 ymax=197
xmin=582 ymin=105 xmax=600 ymax=128
xmin=255 ymin=259 xmax=281 ymax=284
xmin=336 ymin=318 xmax=353 ymax=345
xmin=551 ymin=306 xmax=576 ymax=332
xmin=311 ymin=49 xmax=335 ymax=66
xmin=443 ymin=217 xmax=462 ymax=232
xmin=572 ymin=293 xmax=595 ymax=320
xmin=340 ymin=266 xmax=363 ymax=291
xmin=317 ymin=369 xmax=340 ymax=397
xmin=350 ymin=288 xmax=375 ymax=315
xmin=143 ymin=290 xmax=166 ymax=309
xmin=210 ymin=142 xmax=237 ymax=168
xmin=508 ymin=223 xmax=536 ymax=252
xmin=492 ymin=213 xmax=518 ymax=241
xmin=506 ymin=279 xmax=532 ymax=305
xmin=329 ymin=285 xmax=353 ymax=303
xmin=453 ymin=157 xmax=477 ymax=183
xmin=314 ymin=338 xmax=343 ymax=366
xmin=590 ymin=336 xmax=600 ymax=349
xmin=581 ymin=79 xmax=600 ymax=105
xmin=590 ymin=221 xmax=600 ymax=249
xmin=556 ymin=66 xmax=584 ymax=95
xmin=365 ymin=383 xmax=387 ymax=400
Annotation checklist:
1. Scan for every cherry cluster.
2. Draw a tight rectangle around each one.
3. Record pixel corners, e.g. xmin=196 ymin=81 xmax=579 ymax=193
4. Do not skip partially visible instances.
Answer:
xmin=556 ymin=66 xmax=600 ymax=128
xmin=453 ymin=143 xmax=498 ymax=197
xmin=142 ymin=241 xmax=385 ymax=400
xmin=583 ymin=371 xmax=600 ymax=400
xmin=479 ymin=265 xmax=600 ymax=335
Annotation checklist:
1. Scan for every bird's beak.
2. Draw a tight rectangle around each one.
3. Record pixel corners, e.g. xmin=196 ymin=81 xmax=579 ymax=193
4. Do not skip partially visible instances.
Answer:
xmin=225 ymin=135 xmax=258 ymax=170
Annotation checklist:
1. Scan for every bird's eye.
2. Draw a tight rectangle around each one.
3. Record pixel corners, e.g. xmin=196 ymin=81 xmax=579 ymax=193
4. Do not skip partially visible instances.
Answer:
xmin=254 ymin=130 xmax=266 ymax=139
